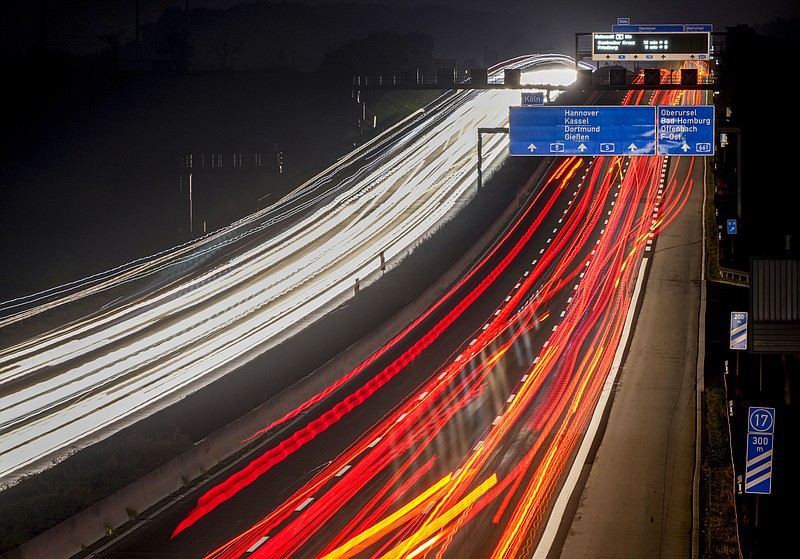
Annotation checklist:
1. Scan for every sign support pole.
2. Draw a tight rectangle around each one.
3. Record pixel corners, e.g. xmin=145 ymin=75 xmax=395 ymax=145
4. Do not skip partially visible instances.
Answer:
xmin=477 ymin=130 xmax=482 ymax=190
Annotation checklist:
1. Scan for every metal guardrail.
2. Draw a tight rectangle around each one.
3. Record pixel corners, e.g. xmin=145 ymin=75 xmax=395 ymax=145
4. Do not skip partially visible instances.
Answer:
xmin=718 ymin=265 xmax=749 ymax=285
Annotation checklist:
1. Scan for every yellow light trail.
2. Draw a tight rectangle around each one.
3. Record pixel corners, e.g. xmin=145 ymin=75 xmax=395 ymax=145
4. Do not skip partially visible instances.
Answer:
xmin=319 ymin=474 xmax=453 ymax=559
xmin=378 ymin=474 xmax=498 ymax=559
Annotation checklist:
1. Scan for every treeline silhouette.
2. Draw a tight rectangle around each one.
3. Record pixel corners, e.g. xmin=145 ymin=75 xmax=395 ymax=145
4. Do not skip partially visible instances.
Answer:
xmin=715 ymin=21 xmax=800 ymax=259
xmin=16 ymin=1 xmax=524 ymax=75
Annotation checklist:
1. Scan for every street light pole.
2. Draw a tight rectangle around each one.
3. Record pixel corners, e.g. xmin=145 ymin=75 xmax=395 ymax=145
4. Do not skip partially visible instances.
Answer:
xmin=189 ymin=173 xmax=193 ymax=236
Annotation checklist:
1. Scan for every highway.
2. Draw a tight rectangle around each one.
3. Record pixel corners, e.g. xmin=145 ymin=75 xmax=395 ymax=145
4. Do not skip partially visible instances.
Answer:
xmin=0 ymin=55 xmax=582 ymax=489
xmin=69 ymin=65 xmax=709 ymax=558
xmin=1 ymin=56 xmax=710 ymax=559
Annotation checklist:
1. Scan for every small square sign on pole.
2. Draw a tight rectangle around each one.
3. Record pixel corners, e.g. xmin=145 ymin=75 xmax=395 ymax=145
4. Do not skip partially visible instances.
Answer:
xmin=730 ymin=312 xmax=747 ymax=350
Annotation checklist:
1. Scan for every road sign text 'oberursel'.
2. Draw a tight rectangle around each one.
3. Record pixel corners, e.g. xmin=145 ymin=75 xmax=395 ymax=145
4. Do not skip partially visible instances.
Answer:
xmin=657 ymin=105 xmax=714 ymax=155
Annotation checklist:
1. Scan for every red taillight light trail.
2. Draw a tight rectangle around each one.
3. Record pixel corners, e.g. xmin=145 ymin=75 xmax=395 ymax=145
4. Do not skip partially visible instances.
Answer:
xmin=174 ymin=80 xmax=701 ymax=559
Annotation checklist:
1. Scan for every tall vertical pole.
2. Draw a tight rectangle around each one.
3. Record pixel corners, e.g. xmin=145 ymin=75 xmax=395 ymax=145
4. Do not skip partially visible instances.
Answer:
xmin=736 ymin=131 xmax=742 ymax=220
xmin=574 ymin=33 xmax=579 ymax=69
xmin=189 ymin=173 xmax=193 ymax=236
xmin=477 ymin=131 xmax=483 ymax=191
xmin=135 ymin=0 xmax=140 ymax=57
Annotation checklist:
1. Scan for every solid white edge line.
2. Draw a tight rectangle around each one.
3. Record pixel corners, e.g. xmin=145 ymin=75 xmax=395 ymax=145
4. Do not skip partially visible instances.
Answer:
xmin=693 ymin=156 xmax=707 ymax=559
xmin=532 ymin=256 xmax=649 ymax=559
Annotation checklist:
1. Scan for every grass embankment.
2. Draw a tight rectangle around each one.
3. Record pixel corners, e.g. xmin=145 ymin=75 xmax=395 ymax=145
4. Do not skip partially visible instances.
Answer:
xmin=704 ymin=162 xmax=721 ymax=282
xmin=699 ymin=163 xmax=740 ymax=558
xmin=702 ymin=386 xmax=740 ymax=557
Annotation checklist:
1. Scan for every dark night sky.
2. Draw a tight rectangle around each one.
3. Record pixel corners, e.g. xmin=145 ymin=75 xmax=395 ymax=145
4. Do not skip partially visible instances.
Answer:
xmin=2 ymin=0 xmax=797 ymax=61
xmin=0 ymin=0 xmax=798 ymax=300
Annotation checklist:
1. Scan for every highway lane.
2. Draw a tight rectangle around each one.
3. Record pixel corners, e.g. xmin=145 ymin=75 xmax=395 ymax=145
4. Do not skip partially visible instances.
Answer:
xmin=0 ymin=56 xmax=584 ymax=489
xmin=0 ymin=89 xmax=507 ymax=484
xmin=89 ymin=151 xmax=614 ymax=558
xmin=552 ymin=152 xmax=703 ymax=559
xmin=8 ymin=58 xmax=710 ymax=559
xmin=546 ymin=75 xmax=709 ymax=559
xmin=93 ymin=70 xmax=708 ymax=556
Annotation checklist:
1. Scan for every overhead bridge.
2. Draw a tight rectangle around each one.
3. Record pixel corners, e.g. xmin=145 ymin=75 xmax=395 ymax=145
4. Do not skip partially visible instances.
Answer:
xmin=353 ymin=66 xmax=719 ymax=92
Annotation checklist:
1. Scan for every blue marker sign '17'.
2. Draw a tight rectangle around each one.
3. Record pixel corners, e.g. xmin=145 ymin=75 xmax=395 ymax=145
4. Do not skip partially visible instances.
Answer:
xmin=509 ymin=105 xmax=656 ymax=156
xmin=745 ymin=407 xmax=775 ymax=494
xmin=657 ymin=105 xmax=714 ymax=155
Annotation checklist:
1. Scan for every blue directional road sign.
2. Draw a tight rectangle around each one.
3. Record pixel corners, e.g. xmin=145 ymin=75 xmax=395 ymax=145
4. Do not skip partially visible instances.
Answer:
xmin=745 ymin=407 xmax=775 ymax=494
xmin=727 ymin=219 xmax=737 ymax=234
xmin=509 ymin=105 xmax=656 ymax=156
xmin=656 ymin=105 xmax=714 ymax=155
xmin=730 ymin=311 xmax=747 ymax=350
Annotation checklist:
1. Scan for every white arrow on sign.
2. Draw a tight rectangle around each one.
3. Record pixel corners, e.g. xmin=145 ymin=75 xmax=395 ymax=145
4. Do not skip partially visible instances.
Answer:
xmin=578 ymin=143 xmax=588 ymax=152
xmin=527 ymin=143 xmax=537 ymax=152
xmin=627 ymin=143 xmax=638 ymax=152
xmin=681 ymin=143 xmax=690 ymax=152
